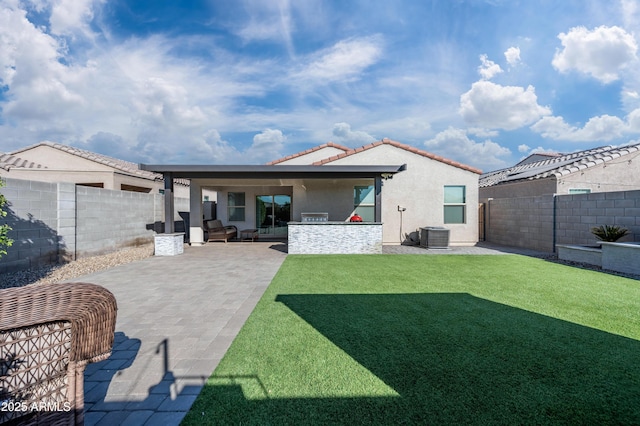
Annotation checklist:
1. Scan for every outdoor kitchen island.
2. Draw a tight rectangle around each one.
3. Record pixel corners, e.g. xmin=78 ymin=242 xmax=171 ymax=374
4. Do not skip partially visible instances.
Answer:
xmin=287 ymin=221 xmax=383 ymax=254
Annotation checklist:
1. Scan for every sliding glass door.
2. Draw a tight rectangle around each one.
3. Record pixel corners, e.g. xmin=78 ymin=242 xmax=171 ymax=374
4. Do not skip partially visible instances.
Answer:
xmin=256 ymin=195 xmax=291 ymax=236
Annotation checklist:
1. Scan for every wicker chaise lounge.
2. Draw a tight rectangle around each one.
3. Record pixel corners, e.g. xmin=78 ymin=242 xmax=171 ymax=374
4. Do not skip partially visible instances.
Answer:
xmin=0 ymin=282 xmax=117 ymax=426
xmin=204 ymin=219 xmax=237 ymax=243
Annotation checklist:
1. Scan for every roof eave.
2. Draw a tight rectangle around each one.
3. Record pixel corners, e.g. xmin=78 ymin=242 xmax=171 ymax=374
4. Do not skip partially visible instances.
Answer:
xmin=139 ymin=164 xmax=407 ymax=180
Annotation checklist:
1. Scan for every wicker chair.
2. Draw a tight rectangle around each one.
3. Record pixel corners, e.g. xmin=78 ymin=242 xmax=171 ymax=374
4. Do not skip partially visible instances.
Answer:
xmin=0 ymin=282 xmax=117 ymax=426
xmin=204 ymin=219 xmax=237 ymax=243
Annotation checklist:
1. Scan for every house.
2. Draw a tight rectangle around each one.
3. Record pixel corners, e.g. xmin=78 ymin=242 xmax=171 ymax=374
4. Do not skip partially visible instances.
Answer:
xmin=0 ymin=142 xmax=191 ymax=197
xmin=144 ymin=138 xmax=482 ymax=249
xmin=479 ymin=142 xmax=640 ymax=200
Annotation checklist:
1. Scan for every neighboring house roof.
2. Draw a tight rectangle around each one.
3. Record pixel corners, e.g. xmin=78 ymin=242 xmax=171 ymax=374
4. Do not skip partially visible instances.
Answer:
xmin=312 ymin=138 xmax=483 ymax=174
xmin=480 ymin=142 xmax=640 ymax=188
xmin=0 ymin=153 xmax=47 ymax=171
xmin=514 ymin=152 xmax=562 ymax=166
xmin=267 ymin=142 xmax=351 ymax=165
xmin=7 ymin=142 xmax=189 ymax=186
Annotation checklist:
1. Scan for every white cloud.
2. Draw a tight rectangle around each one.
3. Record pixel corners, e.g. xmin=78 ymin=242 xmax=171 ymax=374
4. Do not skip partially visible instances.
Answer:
xmin=332 ymin=122 xmax=376 ymax=146
xmin=234 ymin=0 xmax=295 ymax=56
xmin=504 ymin=46 xmax=521 ymax=67
xmin=626 ymin=107 xmax=640 ymax=131
xmin=530 ymin=114 xmax=626 ymax=141
xmin=468 ymin=127 xmax=499 ymax=138
xmin=295 ymin=36 xmax=383 ymax=83
xmin=247 ymin=128 xmax=286 ymax=163
xmin=478 ymin=54 xmax=503 ymax=80
xmin=459 ymin=80 xmax=551 ymax=130
xmin=424 ymin=127 xmax=511 ymax=170
xmin=552 ymin=25 xmax=638 ymax=83
xmin=518 ymin=144 xmax=530 ymax=153
xmin=49 ymin=0 xmax=102 ymax=38
xmin=0 ymin=2 xmax=87 ymax=122
xmin=621 ymin=0 xmax=640 ymax=29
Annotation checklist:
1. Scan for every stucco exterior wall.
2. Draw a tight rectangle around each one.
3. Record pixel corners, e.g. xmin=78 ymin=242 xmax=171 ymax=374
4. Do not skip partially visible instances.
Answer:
xmin=479 ymin=178 xmax=557 ymax=200
xmin=558 ymin=160 xmax=640 ymax=194
xmin=209 ymin=184 xmax=294 ymax=232
xmin=324 ymin=144 xmax=480 ymax=245
xmin=291 ymin=178 xmax=372 ymax=222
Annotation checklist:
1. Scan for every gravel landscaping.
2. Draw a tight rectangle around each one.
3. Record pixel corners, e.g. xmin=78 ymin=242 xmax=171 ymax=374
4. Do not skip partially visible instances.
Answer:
xmin=0 ymin=244 xmax=154 ymax=289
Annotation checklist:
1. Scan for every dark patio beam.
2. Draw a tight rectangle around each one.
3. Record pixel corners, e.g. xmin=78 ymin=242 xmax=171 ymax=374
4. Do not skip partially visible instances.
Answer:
xmin=140 ymin=164 xmax=407 ymax=180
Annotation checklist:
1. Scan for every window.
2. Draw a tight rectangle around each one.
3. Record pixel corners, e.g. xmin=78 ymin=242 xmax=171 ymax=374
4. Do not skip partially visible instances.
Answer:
xmin=444 ymin=185 xmax=466 ymax=224
xmin=569 ymin=188 xmax=591 ymax=194
xmin=227 ymin=192 xmax=245 ymax=221
xmin=354 ymin=185 xmax=375 ymax=222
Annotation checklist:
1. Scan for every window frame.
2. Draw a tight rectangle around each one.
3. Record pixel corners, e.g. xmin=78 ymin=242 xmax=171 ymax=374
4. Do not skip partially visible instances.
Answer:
xmin=443 ymin=185 xmax=466 ymax=224
xmin=353 ymin=185 xmax=375 ymax=222
xmin=227 ymin=192 xmax=246 ymax=222
xmin=568 ymin=188 xmax=591 ymax=194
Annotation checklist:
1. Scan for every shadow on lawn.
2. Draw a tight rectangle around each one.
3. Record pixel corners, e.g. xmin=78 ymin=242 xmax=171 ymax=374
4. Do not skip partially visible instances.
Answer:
xmin=191 ymin=293 xmax=640 ymax=425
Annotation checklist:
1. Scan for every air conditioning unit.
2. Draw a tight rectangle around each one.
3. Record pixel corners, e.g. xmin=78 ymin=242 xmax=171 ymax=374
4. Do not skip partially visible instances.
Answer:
xmin=419 ymin=227 xmax=450 ymax=249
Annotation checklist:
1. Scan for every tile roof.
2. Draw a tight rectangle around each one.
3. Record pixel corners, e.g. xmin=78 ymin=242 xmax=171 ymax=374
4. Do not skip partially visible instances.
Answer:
xmin=0 ymin=153 xmax=47 ymax=171
xmin=312 ymin=138 xmax=483 ymax=174
xmin=267 ymin=142 xmax=351 ymax=165
xmin=7 ymin=142 xmax=189 ymax=186
xmin=479 ymin=142 xmax=640 ymax=188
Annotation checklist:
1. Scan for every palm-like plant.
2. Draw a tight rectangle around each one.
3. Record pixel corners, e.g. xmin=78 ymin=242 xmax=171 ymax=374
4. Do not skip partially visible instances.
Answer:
xmin=591 ymin=225 xmax=630 ymax=242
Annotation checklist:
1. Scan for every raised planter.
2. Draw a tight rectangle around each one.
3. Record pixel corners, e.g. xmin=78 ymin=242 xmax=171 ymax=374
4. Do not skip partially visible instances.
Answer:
xmin=556 ymin=244 xmax=602 ymax=267
xmin=601 ymin=242 xmax=640 ymax=275
xmin=557 ymin=242 xmax=640 ymax=275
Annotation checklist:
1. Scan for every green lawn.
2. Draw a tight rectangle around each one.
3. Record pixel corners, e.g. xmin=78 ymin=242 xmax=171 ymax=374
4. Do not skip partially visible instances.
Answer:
xmin=183 ymin=255 xmax=640 ymax=425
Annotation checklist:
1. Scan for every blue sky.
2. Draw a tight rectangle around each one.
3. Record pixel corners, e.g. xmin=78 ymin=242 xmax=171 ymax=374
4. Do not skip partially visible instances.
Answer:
xmin=2 ymin=0 xmax=640 ymax=171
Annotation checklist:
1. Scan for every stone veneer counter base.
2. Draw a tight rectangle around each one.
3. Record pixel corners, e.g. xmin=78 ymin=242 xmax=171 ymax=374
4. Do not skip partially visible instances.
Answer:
xmin=154 ymin=233 xmax=185 ymax=256
xmin=288 ymin=222 xmax=383 ymax=254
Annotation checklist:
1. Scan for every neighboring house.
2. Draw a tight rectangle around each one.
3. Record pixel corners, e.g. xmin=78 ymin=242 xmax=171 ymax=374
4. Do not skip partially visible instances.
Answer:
xmin=479 ymin=142 xmax=640 ymax=200
xmin=0 ymin=142 xmax=190 ymax=197
xmin=157 ymin=138 xmax=481 ymax=246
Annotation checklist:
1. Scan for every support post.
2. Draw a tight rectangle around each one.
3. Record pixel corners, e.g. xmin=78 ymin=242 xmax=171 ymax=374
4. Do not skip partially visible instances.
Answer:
xmin=189 ymin=180 xmax=205 ymax=245
xmin=374 ymin=176 xmax=382 ymax=222
xmin=164 ymin=173 xmax=174 ymax=234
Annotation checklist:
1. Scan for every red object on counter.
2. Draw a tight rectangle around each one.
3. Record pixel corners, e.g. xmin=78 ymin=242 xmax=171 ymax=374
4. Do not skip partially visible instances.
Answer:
xmin=350 ymin=214 xmax=363 ymax=222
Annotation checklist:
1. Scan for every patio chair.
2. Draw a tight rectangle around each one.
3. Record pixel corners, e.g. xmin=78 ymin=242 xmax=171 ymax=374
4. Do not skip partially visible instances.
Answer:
xmin=0 ymin=282 xmax=117 ymax=426
xmin=204 ymin=219 xmax=237 ymax=243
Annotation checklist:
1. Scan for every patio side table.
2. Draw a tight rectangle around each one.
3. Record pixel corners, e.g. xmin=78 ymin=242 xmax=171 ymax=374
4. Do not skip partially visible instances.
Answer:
xmin=240 ymin=229 xmax=259 ymax=242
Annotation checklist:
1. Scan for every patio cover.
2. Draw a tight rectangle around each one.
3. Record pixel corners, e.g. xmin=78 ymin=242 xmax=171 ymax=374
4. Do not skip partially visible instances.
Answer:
xmin=139 ymin=164 xmax=407 ymax=234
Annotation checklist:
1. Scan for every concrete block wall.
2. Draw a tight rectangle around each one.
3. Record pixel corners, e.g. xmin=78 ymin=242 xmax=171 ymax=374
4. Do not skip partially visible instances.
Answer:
xmin=485 ymin=195 xmax=555 ymax=252
xmin=75 ymin=186 xmax=161 ymax=257
xmin=0 ymin=178 xmax=61 ymax=272
xmin=0 ymin=177 xmax=189 ymax=273
xmin=555 ymin=190 xmax=640 ymax=246
xmin=485 ymin=190 xmax=640 ymax=253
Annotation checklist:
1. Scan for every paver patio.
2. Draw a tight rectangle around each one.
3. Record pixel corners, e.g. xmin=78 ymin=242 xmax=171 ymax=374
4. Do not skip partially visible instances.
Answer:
xmin=77 ymin=242 xmax=287 ymax=425
xmin=72 ymin=241 xmax=544 ymax=425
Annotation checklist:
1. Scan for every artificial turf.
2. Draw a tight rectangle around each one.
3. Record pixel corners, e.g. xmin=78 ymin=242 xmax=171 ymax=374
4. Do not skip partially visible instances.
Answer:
xmin=182 ymin=254 xmax=640 ymax=425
